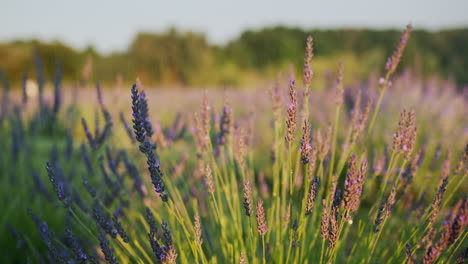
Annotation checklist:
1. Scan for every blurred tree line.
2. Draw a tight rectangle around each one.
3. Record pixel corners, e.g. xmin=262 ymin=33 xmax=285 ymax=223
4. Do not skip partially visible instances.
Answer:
xmin=0 ymin=26 xmax=467 ymax=88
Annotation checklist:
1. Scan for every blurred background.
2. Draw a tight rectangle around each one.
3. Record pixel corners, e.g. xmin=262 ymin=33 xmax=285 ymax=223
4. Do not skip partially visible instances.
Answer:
xmin=2 ymin=0 xmax=468 ymax=89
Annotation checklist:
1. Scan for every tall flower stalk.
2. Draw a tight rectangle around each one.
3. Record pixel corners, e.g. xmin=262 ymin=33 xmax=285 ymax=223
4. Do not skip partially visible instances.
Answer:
xmin=368 ymin=25 xmax=412 ymax=134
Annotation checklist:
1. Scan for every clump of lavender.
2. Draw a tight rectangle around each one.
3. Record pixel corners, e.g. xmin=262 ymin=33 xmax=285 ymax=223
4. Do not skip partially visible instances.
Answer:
xmin=368 ymin=25 xmax=413 ymax=133
xmin=131 ymin=83 xmax=167 ymax=201
xmin=320 ymin=200 xmax=330 ymax=240
xmin=301 ymin=36 xmax=314 ymax=120
xmin=285 ymin=80 xmax=297 ymax=143
xmin=447 ymin=198 xmax=467 ymax=245
xmin=303 ymin=36 xmax=314 ymax=90
xmin=300 ymin=119 xmax=311 ymax=164
xmin=98 ymin=227 xmax=119 ymax=264
xmin=428 ymin=177 xmax=449 ymax=224
xmin=328 ymin=203 xmax=339 ymax=249
xmin=256 ymin=199 xmax=268 ymax=236
xmin=343 ymin=155 xmax=367 ymax=221
xmin=378 ymin=25 xmax=412 ymax=91
xmin=422 ymin=246 xmax=439 ymax=264
xmin=112 ymin=216 xmax=129 ymax=243
xmin=216 ymin=99 xmax=232 ymax=149
xmin=65 ymin=228 xmax=95 ymax=264
xmin=146 ymin=208 xmax=165 ymax=262
xmin=193 ymin=212 xmax=203 ymax=245
xmin=305 ymin=176 xmax=320 ymax=215
xmin=392 ymin=109 xmax=417 ymax=160
xmin=243 ymin=178 xmax=253 ymax=216
xmin=205 ymin=164 xmax=215 ymax=194
xmin=46 ymin=162 xmax=70 ymax=207
xmin=145 ymin=208 xmax=177 ymax=263
xmin=385 ymin=25 xmax=412 ymax=77
xmin=131 ymin=84 xmax=146 ymax=143
xmin=162 ymin=221 xmax=177 ymax=263
xmin=93 ymin=203 xmax=117 ymax=238
xmin=139 ymin=91 xmax=154 ymax=138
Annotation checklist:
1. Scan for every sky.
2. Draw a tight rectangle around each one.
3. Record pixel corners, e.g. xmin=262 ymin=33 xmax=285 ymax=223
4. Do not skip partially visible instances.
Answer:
xmin=2 ymin=0 xmax=468 ymax=54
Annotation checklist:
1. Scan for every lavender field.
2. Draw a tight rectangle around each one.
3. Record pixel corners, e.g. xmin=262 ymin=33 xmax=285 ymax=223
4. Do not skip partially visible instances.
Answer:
xmin=0 ymin=25 xmax=467 ymax=264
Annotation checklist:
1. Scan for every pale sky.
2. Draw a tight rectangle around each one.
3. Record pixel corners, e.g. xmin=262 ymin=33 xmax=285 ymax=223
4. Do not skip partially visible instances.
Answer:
xmin=2 ymin=0 xmax=468 ymax=54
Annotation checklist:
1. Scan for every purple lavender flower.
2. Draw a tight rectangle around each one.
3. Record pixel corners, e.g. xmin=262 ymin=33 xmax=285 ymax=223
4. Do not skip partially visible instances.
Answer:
xmin=145 ymin=208 xmax=175 ymax=262
xmin=112 ymin=216 xmax=129 ymax=243
xmin=93 ymin=203 xmax=117 ymax=238
xmin=65 ymin=228 xmax=94 ymax=264
xmin=130 ymin=84 xmax=168 ymax=200
xmin=131 ymin=84 xmax=146 ymax=143
xmin=46 ymin=162 xmax=70 ymax=207
xmin=139 ymin=91 xmax=154 ymax=138
xmin=139 ymin=140 xmax=166 ymax=199
xmin=97 ymin=227 xmax=119 ymax=264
